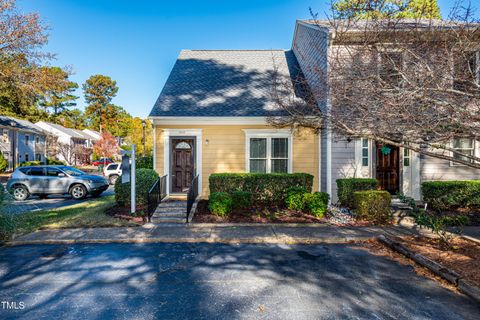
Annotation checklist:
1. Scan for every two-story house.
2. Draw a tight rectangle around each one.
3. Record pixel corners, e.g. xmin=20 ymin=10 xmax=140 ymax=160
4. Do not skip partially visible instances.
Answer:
xmin=0 ymin=116 xmax=47 ymax=171
xmin=148 ymin=19 xmax=479 ymax=201
xmin=35 ymin=121 xmax=99 ymax=165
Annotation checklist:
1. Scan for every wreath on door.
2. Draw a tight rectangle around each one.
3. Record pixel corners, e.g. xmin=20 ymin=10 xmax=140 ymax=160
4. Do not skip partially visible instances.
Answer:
xmin=380 ymin=145 xmax=392 ymax=155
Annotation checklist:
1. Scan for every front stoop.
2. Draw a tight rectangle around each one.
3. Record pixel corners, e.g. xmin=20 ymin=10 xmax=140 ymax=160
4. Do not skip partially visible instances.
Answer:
xmin=151 ymin=199 xmax=187 ymax=224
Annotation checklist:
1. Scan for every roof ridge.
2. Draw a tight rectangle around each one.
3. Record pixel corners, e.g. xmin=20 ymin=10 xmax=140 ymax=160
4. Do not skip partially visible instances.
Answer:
xmin=183 ymin=49 xmax=288 ymax=52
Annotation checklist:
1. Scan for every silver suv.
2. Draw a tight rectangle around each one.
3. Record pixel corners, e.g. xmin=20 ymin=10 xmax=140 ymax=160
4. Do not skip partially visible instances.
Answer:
xmin=7 ymin=166 xmax=109 ymax=201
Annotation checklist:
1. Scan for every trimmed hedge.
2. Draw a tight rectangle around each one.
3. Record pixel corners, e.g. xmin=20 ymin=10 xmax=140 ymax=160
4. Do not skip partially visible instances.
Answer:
xmin=231 ymin=191 xmax=252 ymax=209
xmin=209 ymin=173 xmax=313 ymax=203
xmin=209 ymin=192 xmax=233 ymax=216
xmin=422 ymin=180 xmax=480 ymax=211
xmin=114 ymin=168 xmax=159 ymax=210
xmin=353 ymin=190 xmax=391 ymax=224
xmin=136 ymin=156 xmax=153 ymax=169
xmin=47 ymin=158 xmax=66 ymax=165
xmin=337 ymin=178 xmax=379 ymax=208
xmin=19 ymin=161 xmax=43 ymax=167
xmin=303 ymin=192 xmax=330 ymax=218
xmin=285 ymin=187 xmax=308 ymax=211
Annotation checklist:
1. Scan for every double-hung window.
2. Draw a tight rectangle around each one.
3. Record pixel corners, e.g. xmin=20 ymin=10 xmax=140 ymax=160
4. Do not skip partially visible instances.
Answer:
xmin=452 ymin=138 xmax=475 ymax=165
xmin=245 ymin=130 xmax=292 ymax=174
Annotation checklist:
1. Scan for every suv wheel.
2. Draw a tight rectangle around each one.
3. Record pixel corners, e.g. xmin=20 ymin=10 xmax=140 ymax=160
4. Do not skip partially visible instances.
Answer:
xmin=12 ymin=185 xmax=29 ymax=201
xmin=70 ymin=184 xmax=87 ymax=200
xmin=109 ymin=174 xmax=119 ymax=185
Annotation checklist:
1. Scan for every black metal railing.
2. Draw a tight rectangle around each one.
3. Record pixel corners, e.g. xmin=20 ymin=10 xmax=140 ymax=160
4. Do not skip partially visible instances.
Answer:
xmin=186 ymin=174 xmax=199 ymax=223
xmin=147 ymin=174 xmax=168 ymax=222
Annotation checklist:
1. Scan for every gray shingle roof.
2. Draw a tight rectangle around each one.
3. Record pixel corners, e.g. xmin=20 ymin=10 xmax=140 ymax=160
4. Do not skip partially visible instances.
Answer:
xmin=149 ymin=50 xmax=305 ymax=117
xmin=0 ymin=116 xmax=45 ymax=134
xmin=39 ymin=121 xmax=88 ymax=140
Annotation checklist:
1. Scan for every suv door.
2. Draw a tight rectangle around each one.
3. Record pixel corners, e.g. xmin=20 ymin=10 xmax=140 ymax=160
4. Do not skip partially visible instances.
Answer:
xmin=45 ymin=167 xmax=70 ymax=194
xmin=25 ymin=167 xmax=45 ymax=193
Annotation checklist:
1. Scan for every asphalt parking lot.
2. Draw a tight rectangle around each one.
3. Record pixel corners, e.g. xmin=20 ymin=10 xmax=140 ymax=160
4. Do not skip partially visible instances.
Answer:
xmin=0 ymin=242 xmax=479 ymax=320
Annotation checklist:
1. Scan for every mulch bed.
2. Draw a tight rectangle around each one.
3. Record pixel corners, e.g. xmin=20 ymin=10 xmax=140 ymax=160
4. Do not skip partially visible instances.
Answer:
xmin=105 ymin=205 xmax=145 ymax=224
xmin=399 ymin=236 xmax=480 ymax=287
xmin=363 ymin=236 xmax=480 ymax=289
xmin=193 ymin=200 xmax=327 ymax=223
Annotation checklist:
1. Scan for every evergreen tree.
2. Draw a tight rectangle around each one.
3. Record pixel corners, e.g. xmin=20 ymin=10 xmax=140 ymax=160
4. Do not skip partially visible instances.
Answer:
xmin=83 ymin=74 xmax=119 ymax=132
xmin=333 ymin=0 xmax=441 ymax=19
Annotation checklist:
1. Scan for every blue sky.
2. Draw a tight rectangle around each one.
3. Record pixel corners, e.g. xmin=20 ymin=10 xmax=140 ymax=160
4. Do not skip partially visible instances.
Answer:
xmin=19 ymin=0 xmax=456 ymax=118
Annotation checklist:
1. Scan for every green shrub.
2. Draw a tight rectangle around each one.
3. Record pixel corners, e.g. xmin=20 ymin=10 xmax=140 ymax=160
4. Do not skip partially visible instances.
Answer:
xmin=231 ymin=191 xmax=252 ymax=209
xmin=414 ymin=210 xmax=469 ymax=246
xmin=19 ymin=161 xmax=43 ymax=167
xmin=0 ymin=153 xmax=7 ymax=173
xmin=353 ymin=190 xmax=391 ymax=224
xmin=47 ymin=158 xmax=65 ymax=165
xmin=209 ymin=173 xmax=313 ymax=204
xmin=303 ymin=192 xmax=329 ymax=218
xmin=285 ymin=187 xmax=308 ymax=210
xmin=136 ymin=156 xmax=153 ymax=169
xmin=422 ymin=180 xmax=480 ymax=211
xmin=208 ymin=192 xmax=233 ymax=216
xmin=337 ymin=178 xmax=379 ymax=208
xmin=114 ymin=168 xmax=159 ymax=211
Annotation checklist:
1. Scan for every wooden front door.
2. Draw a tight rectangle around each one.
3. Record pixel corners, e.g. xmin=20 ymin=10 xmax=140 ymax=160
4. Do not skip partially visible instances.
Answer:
xmin=375 ymin=143 xmax=399 ymax=194
xmin=171 ymin=138 xmax=195 ymax=193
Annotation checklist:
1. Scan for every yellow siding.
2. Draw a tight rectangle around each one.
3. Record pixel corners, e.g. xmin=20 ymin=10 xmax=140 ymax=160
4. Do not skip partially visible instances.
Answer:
xmin=155 ymin=125 xmax=319 ymax=198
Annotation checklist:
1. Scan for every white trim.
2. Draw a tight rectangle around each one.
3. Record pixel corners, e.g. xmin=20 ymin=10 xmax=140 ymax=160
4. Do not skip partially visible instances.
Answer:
xmin=162 ymin=129 xmax=202 ymax=196
xmin=153 ymin=126 xmax=156 ymax=171
xmin=318 ymin=132 xmax=321 ymax=191
xmin=150 ymin=116 xmax=270 ymax=126
xmin=411 ymin=149 xmax=421 ymax=200
xmin=243 ymin=129 xmax=293 ymax=173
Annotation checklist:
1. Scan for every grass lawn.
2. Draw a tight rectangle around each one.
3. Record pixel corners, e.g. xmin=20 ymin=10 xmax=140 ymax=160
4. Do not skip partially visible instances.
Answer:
xmin=1 ymin=195 xmax=137 ymax=242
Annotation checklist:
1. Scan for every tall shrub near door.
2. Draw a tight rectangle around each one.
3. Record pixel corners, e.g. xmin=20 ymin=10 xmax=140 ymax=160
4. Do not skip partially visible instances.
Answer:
xmin=336 ymin=178 xmax=379 ymax=208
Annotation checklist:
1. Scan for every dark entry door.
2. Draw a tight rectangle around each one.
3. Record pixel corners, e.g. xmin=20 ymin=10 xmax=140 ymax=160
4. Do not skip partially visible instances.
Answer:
xmin=375 ymin=143 xmax=399 ymax=194
xmin=171 ymin=138 xmax=195 ymax=193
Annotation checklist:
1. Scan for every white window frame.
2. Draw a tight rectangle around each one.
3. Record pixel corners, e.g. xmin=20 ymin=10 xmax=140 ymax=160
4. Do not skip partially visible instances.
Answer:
xmin=243 ymin=129 xmax=293 ymax=173
xmin=450 ymin=138 xmax=475 ymax=167
xmin=361 ymin=138 xmax=369 ymax=167
xmin=403 ymin=146 xmax=411 ymax=167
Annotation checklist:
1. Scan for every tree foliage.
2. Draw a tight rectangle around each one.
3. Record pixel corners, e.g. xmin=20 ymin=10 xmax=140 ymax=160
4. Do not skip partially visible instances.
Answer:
xmin=0 ymin=0 xmax=76 ymax=122
xmin=93 ymin=130 xmax=119 ymax=158
xmin=83 ymin=74 xmax=119 ymax=132
xmin=124 ymin=118 xmax=153 ymax=156
xmin=333 ymin=0 xmax=441 ymax=19
xmin=271 ymin=2 xmax=480 ymax=168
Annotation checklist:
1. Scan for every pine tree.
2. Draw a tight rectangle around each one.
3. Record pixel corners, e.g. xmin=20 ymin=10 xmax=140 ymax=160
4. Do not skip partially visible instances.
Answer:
xmin=333 ymin=0 xmax=441 ymax=19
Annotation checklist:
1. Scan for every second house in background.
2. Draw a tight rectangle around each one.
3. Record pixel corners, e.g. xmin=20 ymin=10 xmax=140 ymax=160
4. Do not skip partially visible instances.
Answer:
xmin=36 ymin=121 xmax=100 ymax=166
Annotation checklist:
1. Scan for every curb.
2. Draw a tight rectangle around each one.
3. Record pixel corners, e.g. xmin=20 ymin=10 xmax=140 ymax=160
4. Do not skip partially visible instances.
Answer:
xmin=7 ymin=236 xmax=374 ymax=246
xmin=378 ymin=235 xmax=480 ymax=304
xmin=187 ymin=222 xmax=334 ymax=227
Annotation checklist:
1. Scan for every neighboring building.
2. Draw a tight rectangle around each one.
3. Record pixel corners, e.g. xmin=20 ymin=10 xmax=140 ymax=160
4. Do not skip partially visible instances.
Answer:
xmin=0 ymin=116 xmax=46 ymax=171
xmin=149 ymin=50 xmax=318 ymax=197
xmin=35 ymin=121 xmax=98 ymax=165
xmin=149 ymin=20 xmax=480 ymax=201
xmin=83 ymin=129 xmax=101 ymax=141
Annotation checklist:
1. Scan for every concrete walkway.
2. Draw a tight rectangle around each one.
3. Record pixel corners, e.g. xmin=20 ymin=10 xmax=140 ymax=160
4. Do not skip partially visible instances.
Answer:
xmin=8 ymin=224 xmax=424 ymax=245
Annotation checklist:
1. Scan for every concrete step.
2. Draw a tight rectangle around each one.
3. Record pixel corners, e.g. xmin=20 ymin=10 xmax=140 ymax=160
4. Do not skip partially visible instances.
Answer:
xmin=151 ymin=216 xmax=186 ymax=223
xmin=155 ymin=207 xmax=186 ymax=213
xmin=155 ymin=212 xmax=187 ymax=218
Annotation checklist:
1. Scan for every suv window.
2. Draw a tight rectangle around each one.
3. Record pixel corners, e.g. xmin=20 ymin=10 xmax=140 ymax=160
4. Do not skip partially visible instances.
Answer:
xmin=46 ymin=168 xmax=63 ymax=177
xmin=108 ymin=164 xmax=118 ymax=170
xmin=27 ymin=167 xmax=44 ymax=176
